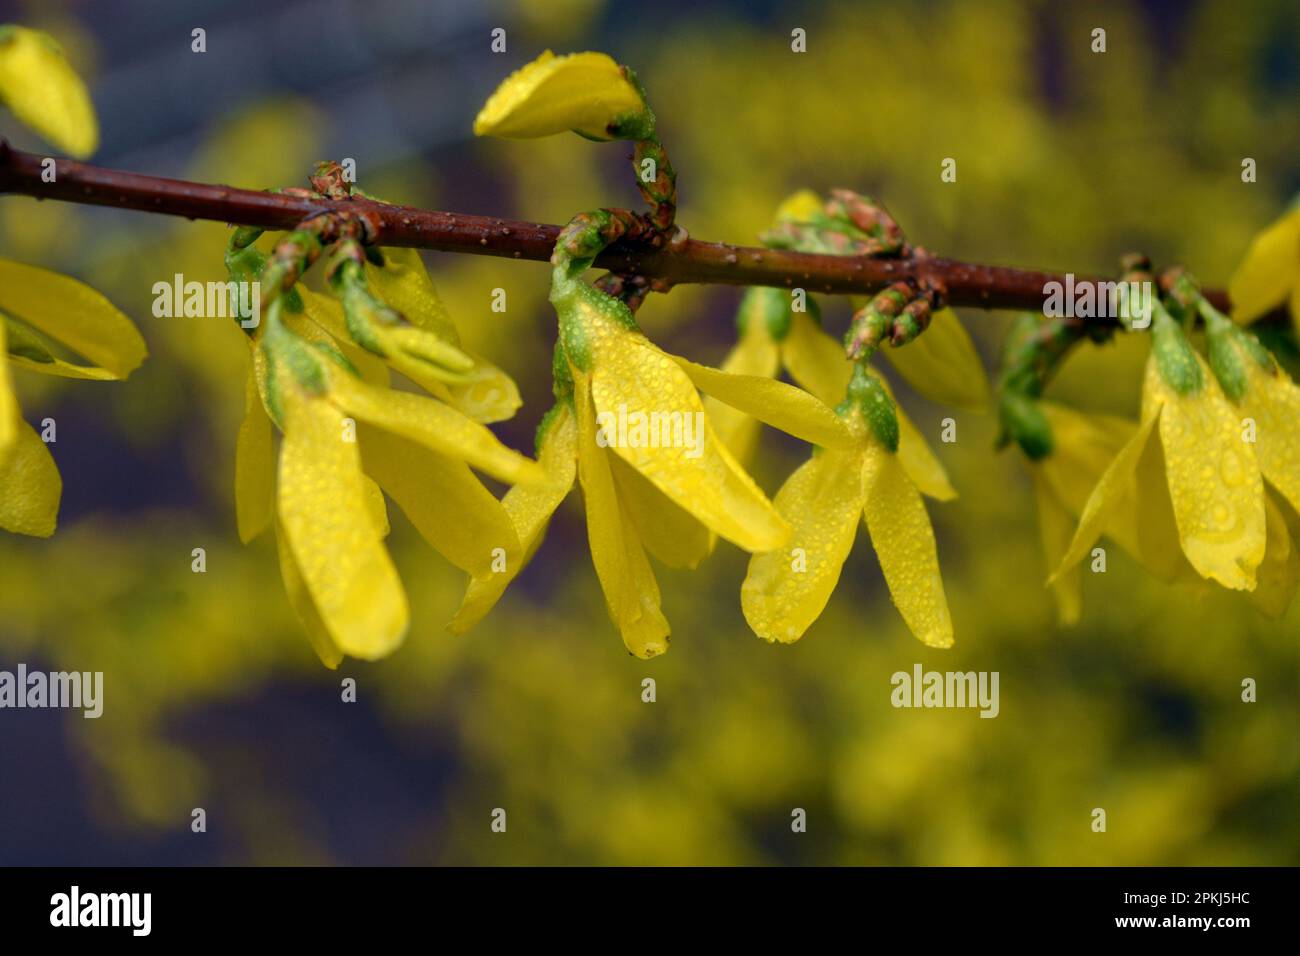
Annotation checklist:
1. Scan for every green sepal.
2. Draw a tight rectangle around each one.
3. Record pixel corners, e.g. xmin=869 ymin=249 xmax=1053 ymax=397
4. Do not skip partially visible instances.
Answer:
xmin=737 ymin=286 xmax=794 ymax=341
xmin=998 ymin=389 xmax=1053 ymax=460
xmin=840 ymin=364 xmax=899 ymax=452
xmin=1151 ymin=302 xmax=1203 ymax=395
xmin=1 ymin=311 xmax=54 ymax=364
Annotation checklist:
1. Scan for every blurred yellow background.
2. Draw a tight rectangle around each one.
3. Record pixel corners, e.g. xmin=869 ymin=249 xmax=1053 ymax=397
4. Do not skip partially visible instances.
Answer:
xmin=0 ymin=0 xmax=1297 ymax=864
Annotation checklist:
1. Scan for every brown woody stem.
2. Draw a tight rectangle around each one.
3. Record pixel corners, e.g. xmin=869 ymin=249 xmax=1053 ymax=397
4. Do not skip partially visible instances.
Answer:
xmin=0 ymin=141 xmax=1237 ymax=318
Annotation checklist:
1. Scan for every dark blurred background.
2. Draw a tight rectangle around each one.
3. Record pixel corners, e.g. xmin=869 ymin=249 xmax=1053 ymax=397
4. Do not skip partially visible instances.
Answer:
xmin=0 ymin=0 xmax=1298 ymax=865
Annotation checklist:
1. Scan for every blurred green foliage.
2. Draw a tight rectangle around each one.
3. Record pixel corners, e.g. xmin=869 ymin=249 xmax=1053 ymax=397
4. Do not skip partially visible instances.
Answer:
xmin=1 ymin=0 xmax=1297 ymax=864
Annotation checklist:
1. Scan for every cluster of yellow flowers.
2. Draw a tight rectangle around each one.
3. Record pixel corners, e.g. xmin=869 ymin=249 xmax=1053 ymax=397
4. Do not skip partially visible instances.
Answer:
xmin=0 ymin=27 xmax=140 ymax=536
xmin=3 ymin=37 xmax=1299 ymax=668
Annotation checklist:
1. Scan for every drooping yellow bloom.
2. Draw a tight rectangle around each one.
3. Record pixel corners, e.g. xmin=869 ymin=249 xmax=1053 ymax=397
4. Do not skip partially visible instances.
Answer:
xmin=0 ymin=259 xmax=145 ymax=536
xmin=452 ymin=265 xmax=858 ymax=657
xmin=709 ymin=286 xmax=956 ymax=503
xmin=1054 ymin=317 xmax=1266 ymax=594
xmin=0 ymin=25 xmax=98 ymax=157
xmin=742 ymin=367 xmax=953 ymax=648
xmin=1028 ymin=401 xmax=1194 ymax=625
xmin=236 ymin=293 xmax=541 ymax=667
xmin=473 ymin=50 xmax=649 ymax=140
xmin=1228 ymin=205 xmax=1300 ymax=331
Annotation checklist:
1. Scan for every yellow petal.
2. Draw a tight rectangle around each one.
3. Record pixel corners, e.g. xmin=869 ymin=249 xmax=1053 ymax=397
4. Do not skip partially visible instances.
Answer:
xmin=575 ymin=377 xmax=669 ymax=658
xmin=741 ymin=448 xmax=863 ymax=643
xmin=359 ymin=472 xmax=389 ymax=537
xmin=296 ymin=289 xmax=391 ymax=385
xmin=359 ymin=424 xmax=521 ymax=577
xmin=1228 ymin=210 xmax=1300 ymax=323
xmin=1145 ymin=356 xmax=1266 ymax=590
xmin=611 ymin=503 xmax=672 ymax=659
xmin=674 ymin=354 xmax=855 ymax=450
xmin=874 ymin=306 xmax=989 ymax=410
xmin=1241 ymin=359 xmax=1300 ymax=518
xmin=322 ymin=363 xmax=544 ymax=486
xmin=235 ymin=363 xmax=274 ymax=543
xmin=610 ymin=452 xmax=711 ymax=570
xmin=276 ymin=370 xmax=408 ymax=660
xmin=781 ymin=308 xmax=851 ymax=406
xmin=1128 ymin=421 xmax=1196 ymax=582
xmin=450 ymin=404 xmax=578 ymax=635
xmin=0 ymin=321 xmax=15 ymax=454
xmin=773 ymin=189 xmax=825 ymax=224
xmin=587 ymin=335 xmax=789 ymax=551
xmin=0 ymin=26 xmax=98 ymax=157
xmin=705 ymin=323 xmax=779 ymax=464
xmin=0 ymin=259 xmax=145 ymax=378
xmin=1031 ymin=473 xmax=1081 ymax=626
xmin=1051 ymin=410 xmax=1159 ymax=582
xmin=273 ymin=518 xmax=344 ymax=669
xmin=441 ymin=351 xmax=523 ymax=424
xmin=861 ymin=443 xmax=954 ymax=647
xmin=473 ymin=50 xmax=645 ymax=140
xmin=876 ymin=374 xmax=956 ymax=501
xmin=1246 ymin=494 xmax=1300 ymax=618
xmin=1036 ymin=402 xmax=1135 ymax=512
xmin=0 ymin=412 xmax=60 ymax=536
xmin=364 ymin=248 xmax=460 ymax=343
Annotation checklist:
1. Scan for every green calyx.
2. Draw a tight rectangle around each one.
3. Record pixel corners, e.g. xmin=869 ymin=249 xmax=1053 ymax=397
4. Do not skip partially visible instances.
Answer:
xmin=260 ymin=301 xmax=327 ymax=428
xmin=604 ymin=66 xmax=657 ymax=142
xmin=840 ymin=364 xmax=899 ymax=452
xmin=551 ymin=339 xmax=575 ymax=400
xmin=224 ymin=236 xmax=300 ymax=334
xmin=1151 ymin=301 xmax=1203 ymax=395
xmin=1200 ymin=296 xmax=1275 ymax=402
xmin=1 ymin=311 xmax=54 ymax=363
xmin=998 ymin=390 xmax=1053 ymax=460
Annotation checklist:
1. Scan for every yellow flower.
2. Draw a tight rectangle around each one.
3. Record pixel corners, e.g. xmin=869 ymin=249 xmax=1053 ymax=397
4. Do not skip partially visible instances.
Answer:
xmin=0 ymin=258 xmax=145 ymax=536
xmin=452 ymin=265 xmax=856 ymax=658
xmin=1228 ymin=205 xmax=1300 ymax=330
xmin=742 ymin=365 xmax=953 ymax=648
xmin=473 ymin=50 xmax=649 ymax=141
xmin=1028 ymin=402 xmax=1195 ymax=625
xmin=1053 ymin=310 xmax=1267 ymax=594
xmin=0 ymin=25 xmax=98 ymax=157
xmin=236 ymin=295 xmax=542 ymax=667
xmin=710 ymin=286 xmax=956 ymax=502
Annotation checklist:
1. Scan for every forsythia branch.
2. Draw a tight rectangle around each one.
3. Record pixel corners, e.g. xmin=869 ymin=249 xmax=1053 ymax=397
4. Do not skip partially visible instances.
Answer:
xmin=0 ymin=140 xmax=1236 ymax=318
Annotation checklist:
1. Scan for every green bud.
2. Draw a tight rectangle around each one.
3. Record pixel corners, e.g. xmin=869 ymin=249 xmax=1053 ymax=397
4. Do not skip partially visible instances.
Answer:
xmin=229 ymin=225 xmax=264 ymax=250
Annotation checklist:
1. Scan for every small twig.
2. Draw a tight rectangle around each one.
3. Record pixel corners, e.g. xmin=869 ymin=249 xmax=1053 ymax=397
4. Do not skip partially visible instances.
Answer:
xmin=0 ymin=141 xmax=1238 ymax=317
